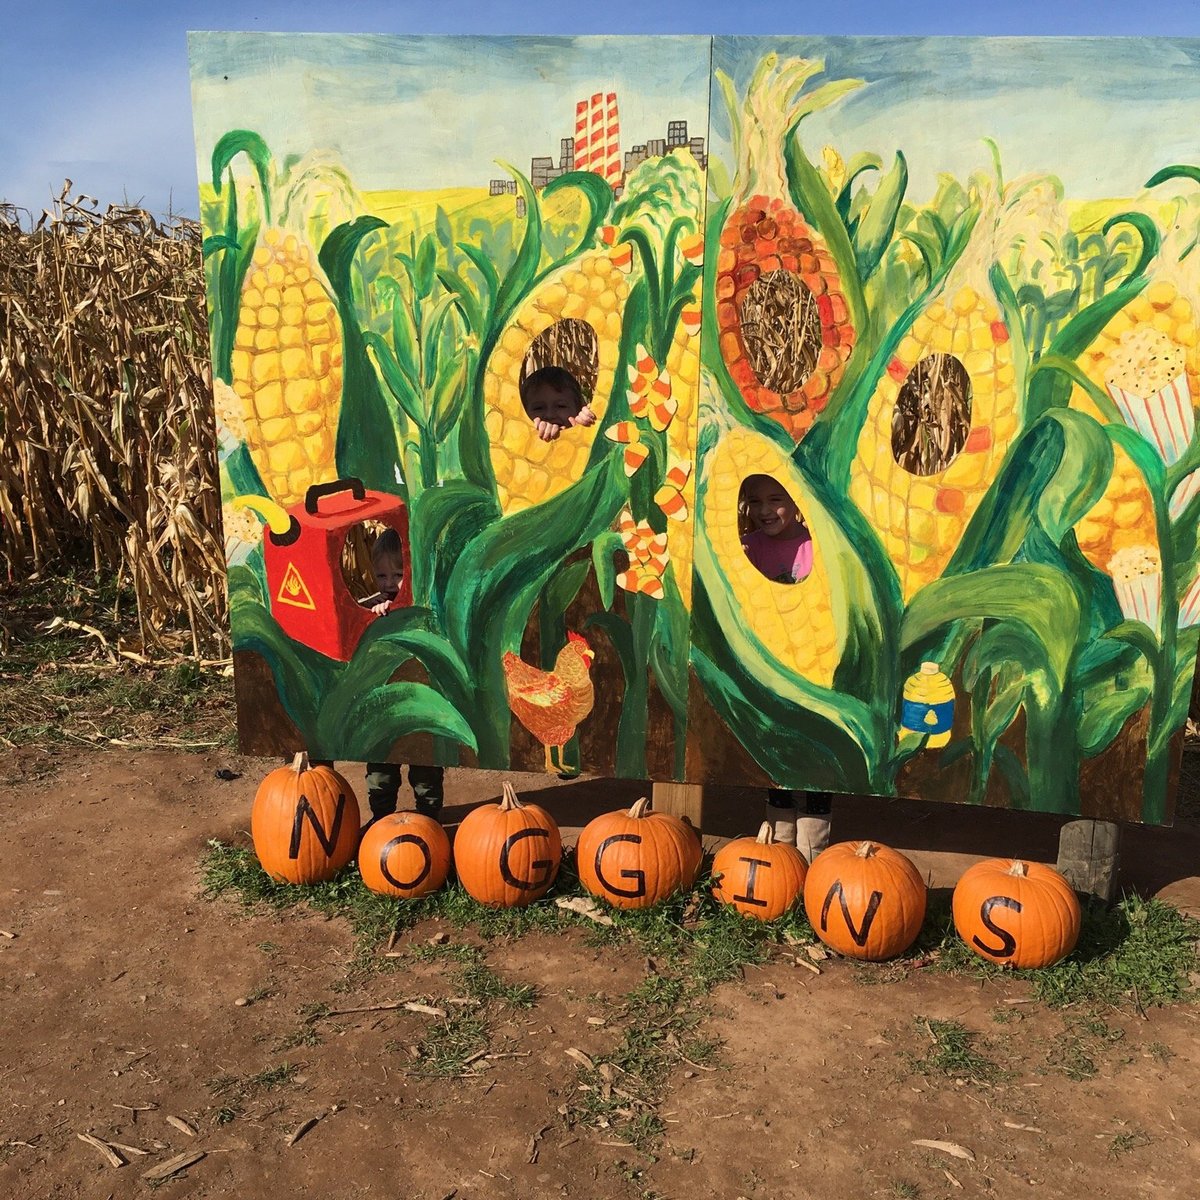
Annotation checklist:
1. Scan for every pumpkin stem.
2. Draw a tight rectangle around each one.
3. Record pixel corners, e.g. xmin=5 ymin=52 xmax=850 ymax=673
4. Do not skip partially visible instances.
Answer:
xmin=629 ymin=797 xmax=653 ymax=819
xmin=854 ymin=841 xmax=878 ymax=859
xmin=290 ymin=751 xmax=310 ymax=773
xmin=1007 ymin=860 xmax=1029 ymax=877
xmin=500 ymin=782 xmax=524 ymax=810
xmin=756 ymin=821 xmax=774 ymax=844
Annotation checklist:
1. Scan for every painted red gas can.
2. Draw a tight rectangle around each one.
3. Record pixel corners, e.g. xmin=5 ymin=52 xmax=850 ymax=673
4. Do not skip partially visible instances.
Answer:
xmin=261 ymin=478 xmax=411 ymax=662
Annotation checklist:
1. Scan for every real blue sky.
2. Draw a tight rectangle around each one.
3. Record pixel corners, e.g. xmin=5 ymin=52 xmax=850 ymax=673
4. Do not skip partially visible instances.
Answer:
xmin=4 ymin=1 xmax=1199 ymax=218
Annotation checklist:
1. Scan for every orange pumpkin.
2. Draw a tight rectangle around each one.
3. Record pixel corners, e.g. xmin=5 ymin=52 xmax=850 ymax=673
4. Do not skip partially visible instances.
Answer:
xmin=576 ymin=797 xmax=702 ymax=910
xmin=453 ymin=782 xmax=561 ymax=907
xmin=251 ymin=752 xmax=361 ymax=884
xmin=358 ymin=811 xmax=451 ymax=899
xmin=712 ymin=821 xmax=808 ymax=921
xmin=803 ymin=840 xmax=926 ymax=960
xmin=952 ymin=859 xmax=1080 ymax=969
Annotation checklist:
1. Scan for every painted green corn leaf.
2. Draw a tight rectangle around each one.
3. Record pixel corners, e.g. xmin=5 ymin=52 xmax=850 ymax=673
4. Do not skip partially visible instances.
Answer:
xmin=539 ymin=559 xmax=591 ymax=670
xmin=1103 ymin=619 xmax=1161 ymax=665
xmin=690 ymin=636 xmax=873 ymax=793
xmin=1079 ymin=684 xmax=1151 ymax=758
xmin=591 ymin=532 xmax=624 ymax=611
xmin=1034 ymin=408 xmax=1115 ymax=542
xmin=321 ymin=607 xmax=475 ymax=727
xmin=1025 ymin=213 xmax=1159 ymax=419
xmin=320 ymin=216 xmax=401 ymax=493
xmin=542 ymin=169 xmax=614 ymax=268
xmin=691 ymin=539 xmax=878 ymax=790
xmin=222 ymin=446 xmax=269 ymax=500
xmin=229 ymin=593 xmax=329 ymax=741
xmin=584 ymin=610 xmax=637 ymax=685
xmin=901 ymin=564 xmax=1082 ymax=687
xmin=852 ymin=151 xmax=908 ymax=282
xmin=492 ymin=164 xmax=543 ymax=326
xmin=211 ymin=130 xmax=273 ymax=222
xmin=784 ymin=131 xmax=868 ymax=336
xmin=333 ymin=682 xmax=478 ymax=761
xmin=445 ymin=456 xmax=628 ymax=765
xmin=408 ymin=480 xmax=500 ymax=613
xmin=993 ymin=745 xmax=1032 ymax=810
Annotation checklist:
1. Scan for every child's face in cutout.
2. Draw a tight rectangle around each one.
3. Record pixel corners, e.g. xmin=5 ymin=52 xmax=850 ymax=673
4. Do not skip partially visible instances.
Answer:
xmin=373 ymin=554 xmax=404 ymax=599
xmin=743 ymin=475 xmax=804 ymax=539
xmin=524 ymin=382 xmax=581 ymax=429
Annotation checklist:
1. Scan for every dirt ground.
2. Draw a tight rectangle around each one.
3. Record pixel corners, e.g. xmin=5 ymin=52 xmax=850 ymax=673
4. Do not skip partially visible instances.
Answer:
xmin=2 ymin=746 xmax=1199 ymax=1200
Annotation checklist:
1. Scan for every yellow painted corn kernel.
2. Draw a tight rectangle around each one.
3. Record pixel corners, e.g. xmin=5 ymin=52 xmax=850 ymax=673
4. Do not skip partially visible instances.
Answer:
xmin=484 ymin=250 xmax=628 ymax=515
xmin=230 ymin=227 xmax=342 ymax=505
xmin=848 ymin=285 xmax=1019 ymax=599
xmin=705 ymin=426 xmax=842 ymax=687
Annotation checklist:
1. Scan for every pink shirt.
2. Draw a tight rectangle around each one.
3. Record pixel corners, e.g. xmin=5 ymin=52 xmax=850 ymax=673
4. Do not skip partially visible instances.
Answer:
xmin=741 ymin=529 xmax=814 ymax=583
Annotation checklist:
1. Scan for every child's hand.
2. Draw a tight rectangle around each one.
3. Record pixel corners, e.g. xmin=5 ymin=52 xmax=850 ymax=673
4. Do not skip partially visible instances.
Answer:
xmin=533 ymin=418 xmax=564 ymax=442
xmin=570 ymin=404 xmax=597 ymax=428
xmin=370 ymin=599 xmax=392 ymax=615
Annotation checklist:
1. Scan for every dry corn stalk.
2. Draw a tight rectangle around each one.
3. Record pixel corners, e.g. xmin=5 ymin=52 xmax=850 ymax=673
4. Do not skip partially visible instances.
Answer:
xmin=0 ymin=185 xmax=226 ymax=657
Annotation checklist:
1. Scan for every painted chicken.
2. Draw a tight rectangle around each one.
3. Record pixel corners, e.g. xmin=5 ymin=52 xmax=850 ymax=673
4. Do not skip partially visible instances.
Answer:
xmin=502 ymin=632 xmax=596 ymax=774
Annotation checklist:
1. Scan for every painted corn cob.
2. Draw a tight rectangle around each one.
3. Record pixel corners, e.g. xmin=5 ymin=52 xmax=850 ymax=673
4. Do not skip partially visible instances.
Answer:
xmin=229 ymin=228 xmax=343 ymax=506
xmin=484 ymin=250 xmax=628 ymax=515
xmin=704 ymin=426 xmax=842 ymax=687
xmin=715 ymin=57 xmax=857 ymax=442
xmin=848 ymin=284 xmax=1020 ymax=600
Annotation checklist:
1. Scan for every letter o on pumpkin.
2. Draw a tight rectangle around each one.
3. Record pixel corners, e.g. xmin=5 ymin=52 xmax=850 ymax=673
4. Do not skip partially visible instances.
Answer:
xmin=359 ymin=811 xmax=451 ymax=899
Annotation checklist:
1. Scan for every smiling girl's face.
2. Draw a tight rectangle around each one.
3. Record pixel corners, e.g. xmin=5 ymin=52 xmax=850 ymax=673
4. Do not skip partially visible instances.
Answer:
xmin=742 ymin=474 xmax=804 ymax=539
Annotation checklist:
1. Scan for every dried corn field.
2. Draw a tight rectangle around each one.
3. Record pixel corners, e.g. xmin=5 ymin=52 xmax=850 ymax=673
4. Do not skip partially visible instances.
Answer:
xmin=1 ymin=187 xmax=227 ymax=659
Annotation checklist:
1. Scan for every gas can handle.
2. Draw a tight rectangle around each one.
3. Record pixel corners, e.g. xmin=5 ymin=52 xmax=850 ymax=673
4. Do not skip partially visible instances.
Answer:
xmin=304 ymin=477 xmax=366 ymax=515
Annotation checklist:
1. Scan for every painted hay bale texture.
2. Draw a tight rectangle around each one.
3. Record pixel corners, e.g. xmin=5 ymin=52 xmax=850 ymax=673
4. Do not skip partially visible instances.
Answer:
xmin=190 ymin=33 xmax=1200 ymax=824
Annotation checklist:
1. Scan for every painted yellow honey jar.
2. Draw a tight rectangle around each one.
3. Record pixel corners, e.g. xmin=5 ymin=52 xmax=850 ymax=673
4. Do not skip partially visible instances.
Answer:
xmin=900 ymin=661 xmax=955 ymax=748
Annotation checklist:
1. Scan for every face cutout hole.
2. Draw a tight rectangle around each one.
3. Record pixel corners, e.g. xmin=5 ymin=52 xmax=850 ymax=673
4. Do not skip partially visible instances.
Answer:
xmin=738 ymin=270 xmax=822 ymax=394
xmin=737 ymin=472 xmax=813 ymax=584
xmin=520 ymin=318 xmax=599 ymax=403
xmin=891 ymin=353 xmax=972 ymax=476
xmin=339 ymin=520 xmax=406 ymax=608
xmin=519 ymin=364 xmax=587 ymax=433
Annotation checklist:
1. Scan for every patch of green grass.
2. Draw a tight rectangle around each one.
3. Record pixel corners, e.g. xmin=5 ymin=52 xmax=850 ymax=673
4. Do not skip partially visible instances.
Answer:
xmin=1109 ymin=1129 xmax=1151 ymax=1158
xmin=275 ymin=1025 xmax=323 ymax=1052
xmin=1148 ymin=1040 xmax=1174 ymax=1064
xmin=205 ymin=1060 xmax=301 ymax=1125
xmin=906 ymin=1018 xmax=1004 ymax=1084
xmin=405 ymin=1011 xmax=490 ymax=1076
xmin=247 ymin=1062 xmax=300 ymax=1090
xmin=919 ymin=894 xmax=1200 ymax=1012
xmin=889 ymin=1181 xmax=922 ymax=1200
xmin=457 ymin=959 xmax=538 ymax=1008
xmin=0 ymin=573 xmax=235 ymax=756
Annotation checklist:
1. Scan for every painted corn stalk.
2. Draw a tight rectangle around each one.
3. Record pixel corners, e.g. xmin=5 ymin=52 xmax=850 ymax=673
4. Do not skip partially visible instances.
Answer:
xmin=693 ymin=38 xmax=1200 ymax=821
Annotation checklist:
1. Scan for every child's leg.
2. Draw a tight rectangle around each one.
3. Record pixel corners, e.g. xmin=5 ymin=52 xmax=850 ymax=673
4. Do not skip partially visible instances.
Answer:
xmin=796 ymin=790 xmax=832 ymax=863
xmin=408 ymin=765 xmax=445 ymax=818
xmin=364 ymin=762 xmax=402 ymax=821
xmin=763 ymin=787 xmax=799 ymax=846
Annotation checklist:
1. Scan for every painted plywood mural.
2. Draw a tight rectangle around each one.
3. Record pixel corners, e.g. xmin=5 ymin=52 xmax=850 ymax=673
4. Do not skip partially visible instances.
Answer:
xmin=190 ymin=33 xmax=1200 ymax=823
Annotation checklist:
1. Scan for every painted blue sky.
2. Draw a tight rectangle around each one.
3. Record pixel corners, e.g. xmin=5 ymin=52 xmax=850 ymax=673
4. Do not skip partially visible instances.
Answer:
xmin=4 ymin=1 xmax=1200 ymax=217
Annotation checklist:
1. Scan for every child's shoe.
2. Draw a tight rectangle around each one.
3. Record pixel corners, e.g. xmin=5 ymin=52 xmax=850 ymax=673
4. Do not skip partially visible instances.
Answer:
xmin=795 ymin=816 xmax=831 ymax=865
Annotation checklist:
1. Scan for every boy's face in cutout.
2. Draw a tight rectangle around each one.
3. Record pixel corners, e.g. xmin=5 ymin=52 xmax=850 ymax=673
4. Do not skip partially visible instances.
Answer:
xmin=524 ymin=382 xmax=581 ymax=428
xmin=373 ymin=554 xmax=404 ymax=599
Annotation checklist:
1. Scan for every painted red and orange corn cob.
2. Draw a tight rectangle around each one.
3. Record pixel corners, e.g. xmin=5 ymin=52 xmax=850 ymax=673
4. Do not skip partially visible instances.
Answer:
xmin=715 ymin=56 xmax=859 ymax=442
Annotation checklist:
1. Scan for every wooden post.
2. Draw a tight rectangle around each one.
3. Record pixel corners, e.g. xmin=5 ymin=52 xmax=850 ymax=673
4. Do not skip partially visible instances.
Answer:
xmin=1056 ymin=819 xmax=1121 ymax=904
xmin=651 ymin=782 xmax=706 ymax=834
